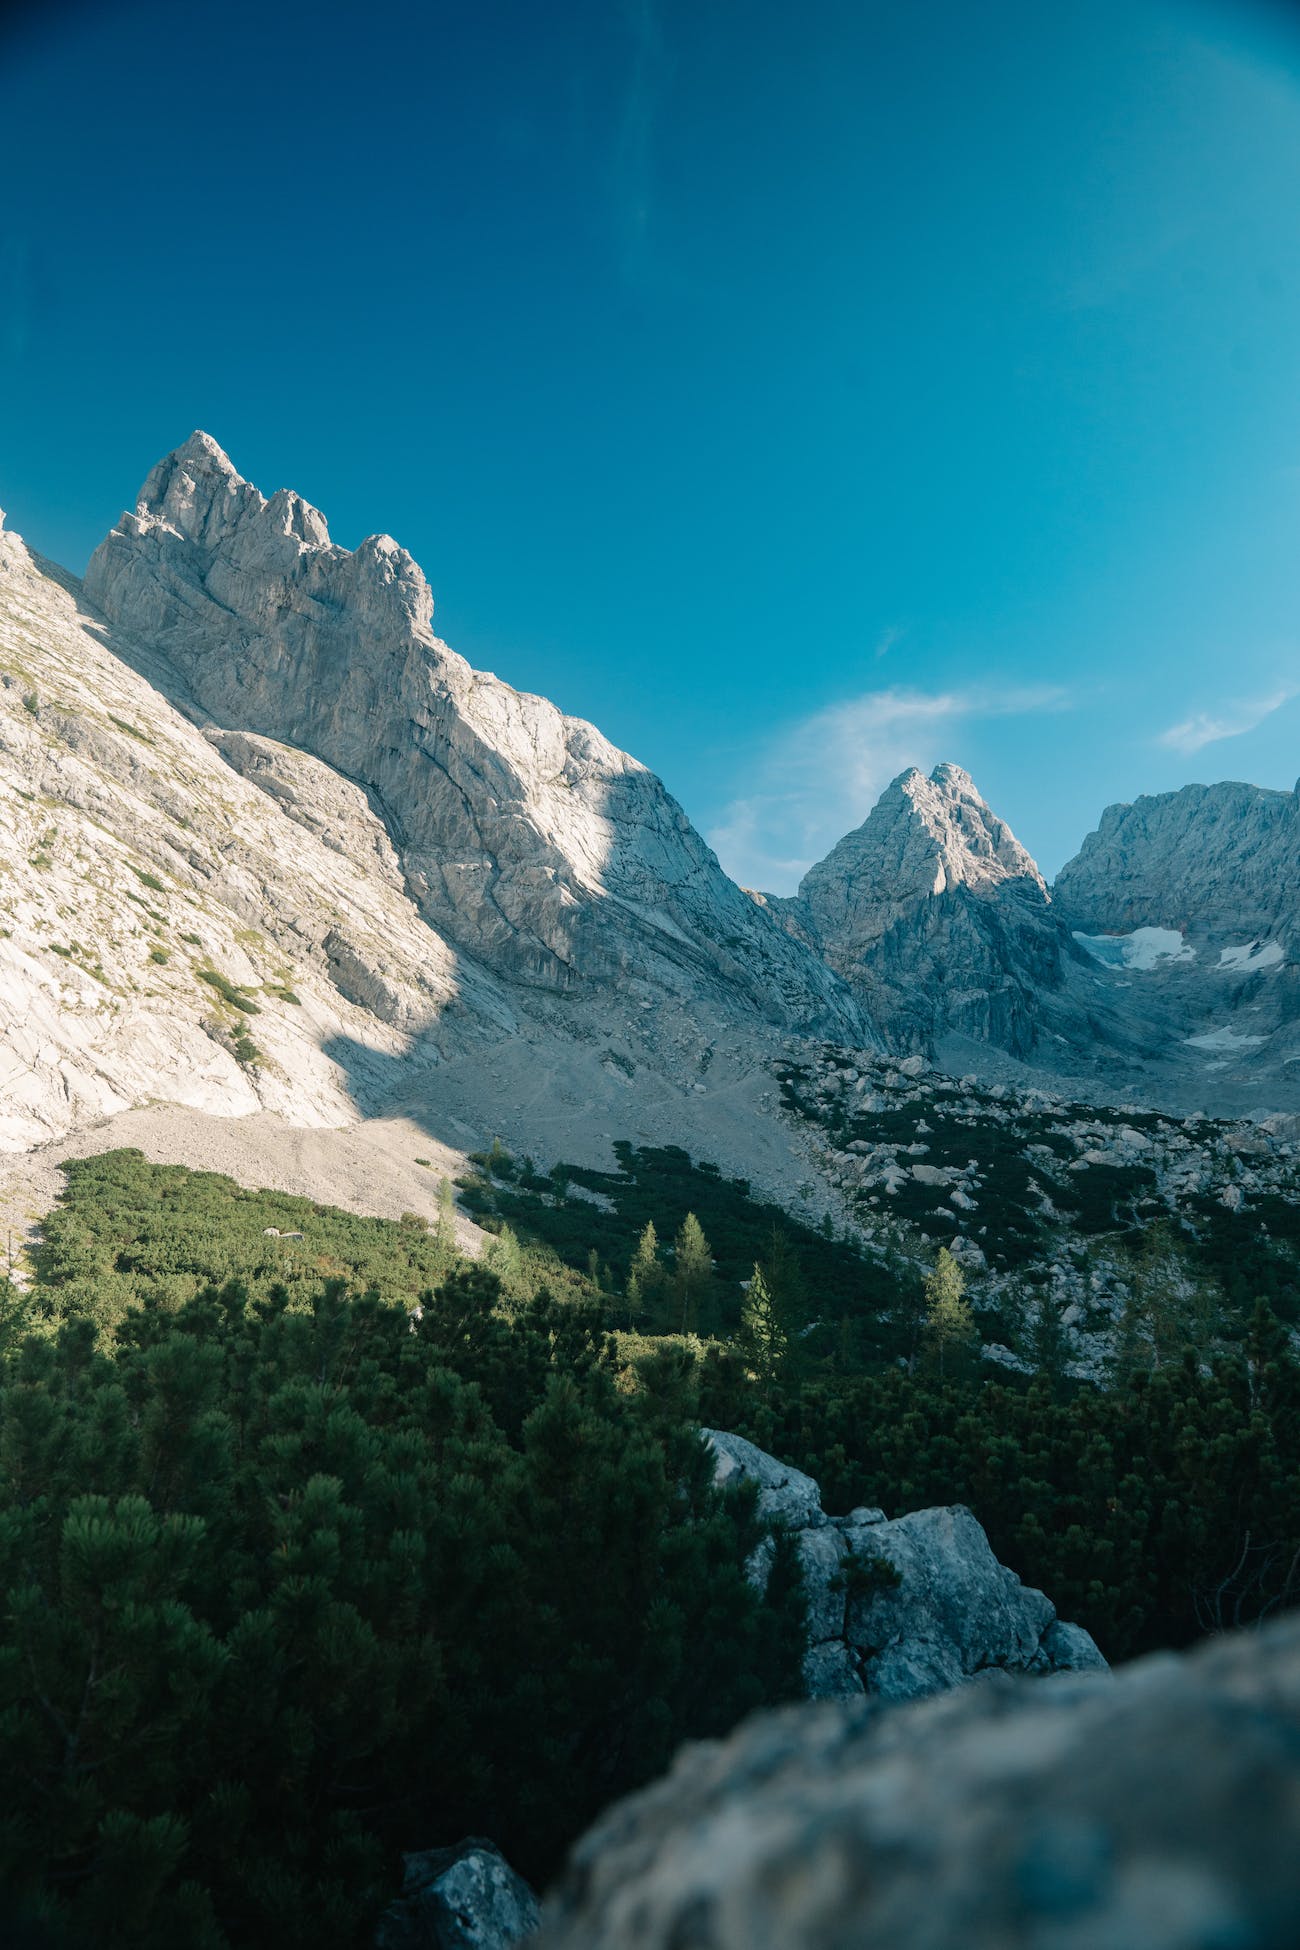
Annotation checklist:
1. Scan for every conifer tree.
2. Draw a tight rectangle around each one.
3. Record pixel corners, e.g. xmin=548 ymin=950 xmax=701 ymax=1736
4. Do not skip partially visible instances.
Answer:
xmin=434 ymin=1175 xmax=457 ymax=1255
xmin=923 ymin=1245 xmax=975 ymax=1376
xmin=740 ymin=1262 xmax=788 ymax=1398
xmin=673 ymin=1212 xmax=713 ymax=1335
xmin=627 ymin=1220 xmax=663 ymax=1328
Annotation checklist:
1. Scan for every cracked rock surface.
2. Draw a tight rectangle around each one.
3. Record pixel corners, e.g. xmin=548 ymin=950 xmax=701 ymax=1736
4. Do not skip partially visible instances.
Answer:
xmin=703 ymin=1431 xmax=1104 ymax=1701
xmin=539 ymin=1614 xmax=1300 ymax=1950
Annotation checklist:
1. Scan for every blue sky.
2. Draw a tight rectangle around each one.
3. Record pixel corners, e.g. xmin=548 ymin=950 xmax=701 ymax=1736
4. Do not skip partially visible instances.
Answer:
xmin=2 ymin=0 xmax=1299 ymax=889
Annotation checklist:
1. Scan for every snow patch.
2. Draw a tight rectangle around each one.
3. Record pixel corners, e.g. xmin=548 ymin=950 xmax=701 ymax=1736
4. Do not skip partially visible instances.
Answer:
xmin=1184 ymin=1028 xmax=1267 ymax=1054
xmin=1073 ymin=927 xmax=1194 ymax=971
xmin=1217 ymin=941 xmax=1284 ymax=972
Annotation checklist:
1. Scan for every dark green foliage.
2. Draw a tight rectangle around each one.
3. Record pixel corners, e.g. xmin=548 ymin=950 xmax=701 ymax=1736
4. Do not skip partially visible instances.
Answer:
xmin=0 ymin=1156 xmax=804 ymax=1947
xmin=705 ymin=1300 xmax=1300 ymax=1662
xmin=458 ymin=1140 xmax=913 ymax=1362
xmin=196 ymin=969 xmax=260 ymax=1014
xmin=456 ymin=1134 xmax=1300 ymax=1663
xmin=7 ymin=1136 xmax=1300 ymax=1945
xmin=132 ymin=867 xmax=167 ymax=894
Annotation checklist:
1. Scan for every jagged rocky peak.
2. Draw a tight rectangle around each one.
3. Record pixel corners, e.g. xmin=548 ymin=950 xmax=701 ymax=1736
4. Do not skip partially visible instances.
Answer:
xmin=1055 ymin=778 xmax=1300 ymax=941
xmin=86 ymin=434 xmax=859 ymax=1035
xmin=798 ymin=761 xmax=1046 ymax=951
xmin=770 ymin=764 xmax=1060 ymax=1060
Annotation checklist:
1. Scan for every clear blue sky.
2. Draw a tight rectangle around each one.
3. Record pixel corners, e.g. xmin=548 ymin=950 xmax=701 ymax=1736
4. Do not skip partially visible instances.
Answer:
xmin=3 ymin=0 xmax=1300 ymax=889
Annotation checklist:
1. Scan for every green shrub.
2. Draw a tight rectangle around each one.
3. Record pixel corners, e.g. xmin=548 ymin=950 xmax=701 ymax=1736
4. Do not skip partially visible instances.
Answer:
xmin=0 ymin=1155 xmax=804 ymax=1946
xmin=196 ymin=969 xmax=260 ymax=1014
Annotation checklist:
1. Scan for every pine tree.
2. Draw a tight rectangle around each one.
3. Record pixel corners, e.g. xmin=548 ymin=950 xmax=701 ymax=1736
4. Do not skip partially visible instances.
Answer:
xmin=627 ymin=1220 xmax=663 ymax=1328
xmin=434 ymin=1176 xmax=457 ymax=1256
xmin=740 ymin=1262 xmax=788 ymax=1398
xmin=923 ymin=1246 xmax=975 ymax=1376
xmin=673 ymin=1212 xmax=713 ymax=1335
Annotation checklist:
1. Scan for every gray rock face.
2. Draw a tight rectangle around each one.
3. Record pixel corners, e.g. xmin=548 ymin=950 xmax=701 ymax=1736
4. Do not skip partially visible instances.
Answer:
xmin=702 ymin=1430 xmax=826 ymax=1531
xmin=0 ymin=516 xmax=514 ymax=1150
xmin=785 ymin=762 xmax=1300 ymax=1112
xmin=539 ymin=1615 xmax=1300 ymax=1950
xmin=84 ymin=433 xmax=858 ymax=1038
xmin=1056 ymin=779 xmax=1300 ymax=939
xmin=703 ymin=1432 xmax=1104 ymax=1701
xmin=775 ymin=764 xmax=1066 ymax=1059
xmin=845 ymin=1505 xmax=1059 ymax=1699
xmin=376 ymin=1840 xmax=539 ymax=1949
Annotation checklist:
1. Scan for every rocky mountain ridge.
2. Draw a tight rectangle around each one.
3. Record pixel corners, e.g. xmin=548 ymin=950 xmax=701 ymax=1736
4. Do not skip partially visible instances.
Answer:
xmin=763 ymin=762 xmax=1064 ymax=1059
xmin=85 ymin=433 xmax=858 ymax=1036
xmin=0 ymin=437 xmax=872 ymax=1222
xmin=780 ymin=762 xmax=1300 ymax=1113
xmin=2 ymin=429 xmax=1297 ymax=1227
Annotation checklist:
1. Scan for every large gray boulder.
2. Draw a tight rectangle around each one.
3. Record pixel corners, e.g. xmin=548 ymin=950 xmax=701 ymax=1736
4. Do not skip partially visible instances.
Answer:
xmin=376 ymin=1840 xmax=539 ymax=1949
xmin=846 ymin=1504 xmax=1058 ymax=1700
xmin=539 ymin=1615 xmax=1300 ymax=1950
xmin=703 ymin=1430 xmax=1105 ymax=1701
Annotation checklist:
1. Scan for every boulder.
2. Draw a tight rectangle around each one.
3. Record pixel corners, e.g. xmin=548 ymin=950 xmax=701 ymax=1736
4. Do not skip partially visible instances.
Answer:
xmin=701 ymin=1430 xmax=826 ymax=1531
xmin=703 ymin=1431 xmax=1105 ymax=1700
xmin=539 ymin=1615 xmax=1300 ymax=1950
xmin=845 ymin=1505 xmax=1057 ymax=1701
xmin=376 ymin=1839 xmax=539 ymax=1949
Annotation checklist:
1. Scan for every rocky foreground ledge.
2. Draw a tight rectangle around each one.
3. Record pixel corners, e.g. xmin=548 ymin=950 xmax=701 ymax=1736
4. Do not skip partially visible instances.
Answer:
xmin=376 ymin=1440 xmax=1300 ymax=1948
xmin=539 ymin=1612 xmax=1300 ymax=1950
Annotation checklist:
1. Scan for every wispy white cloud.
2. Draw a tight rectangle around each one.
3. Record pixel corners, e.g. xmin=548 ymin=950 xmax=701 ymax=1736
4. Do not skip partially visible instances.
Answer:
xmin=1157 ymin=684 xmax=1298 ymax=756
xmin=706 ymin=683 xmax=1070 ymax=895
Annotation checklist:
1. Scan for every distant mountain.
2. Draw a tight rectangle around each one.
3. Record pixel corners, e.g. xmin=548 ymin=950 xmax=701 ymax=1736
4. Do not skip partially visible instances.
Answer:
xmin=759 ymin=763 xmax=1067 ymax=1058
xmin=1055 ymin=779 xmax=1300 ymax=939
xmin=784 ymin=765 xmax=1300 ymax=1112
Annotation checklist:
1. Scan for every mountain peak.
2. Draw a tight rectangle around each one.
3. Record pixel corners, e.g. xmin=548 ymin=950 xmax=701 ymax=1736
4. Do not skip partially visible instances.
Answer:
xmin=803 ymin=763 xmax=1044 ymax=922
xmin=929 ymin=759 xmax=981 ymax=796
xmin=82 ymin=438 xmax=858 ymax=1036
xmin=131 ymin=429 xmax=262 ymax=549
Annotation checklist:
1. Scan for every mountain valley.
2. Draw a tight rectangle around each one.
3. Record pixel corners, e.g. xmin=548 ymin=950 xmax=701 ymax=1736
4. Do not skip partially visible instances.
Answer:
xmin=2 ymin=434 xmax=1299 ymax=1947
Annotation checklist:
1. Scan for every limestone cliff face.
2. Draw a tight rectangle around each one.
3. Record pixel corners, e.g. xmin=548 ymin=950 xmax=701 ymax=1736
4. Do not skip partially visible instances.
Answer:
xmin=85 ymin=434 xmax=859 ymax=1037
xmin=1055 ymin=780 xmax=1300 ymax=940
xmin=774 ymin=764 xmax=1064 ymax=1057
xmin=0 ymin=512 xmax=511 ymax=1150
